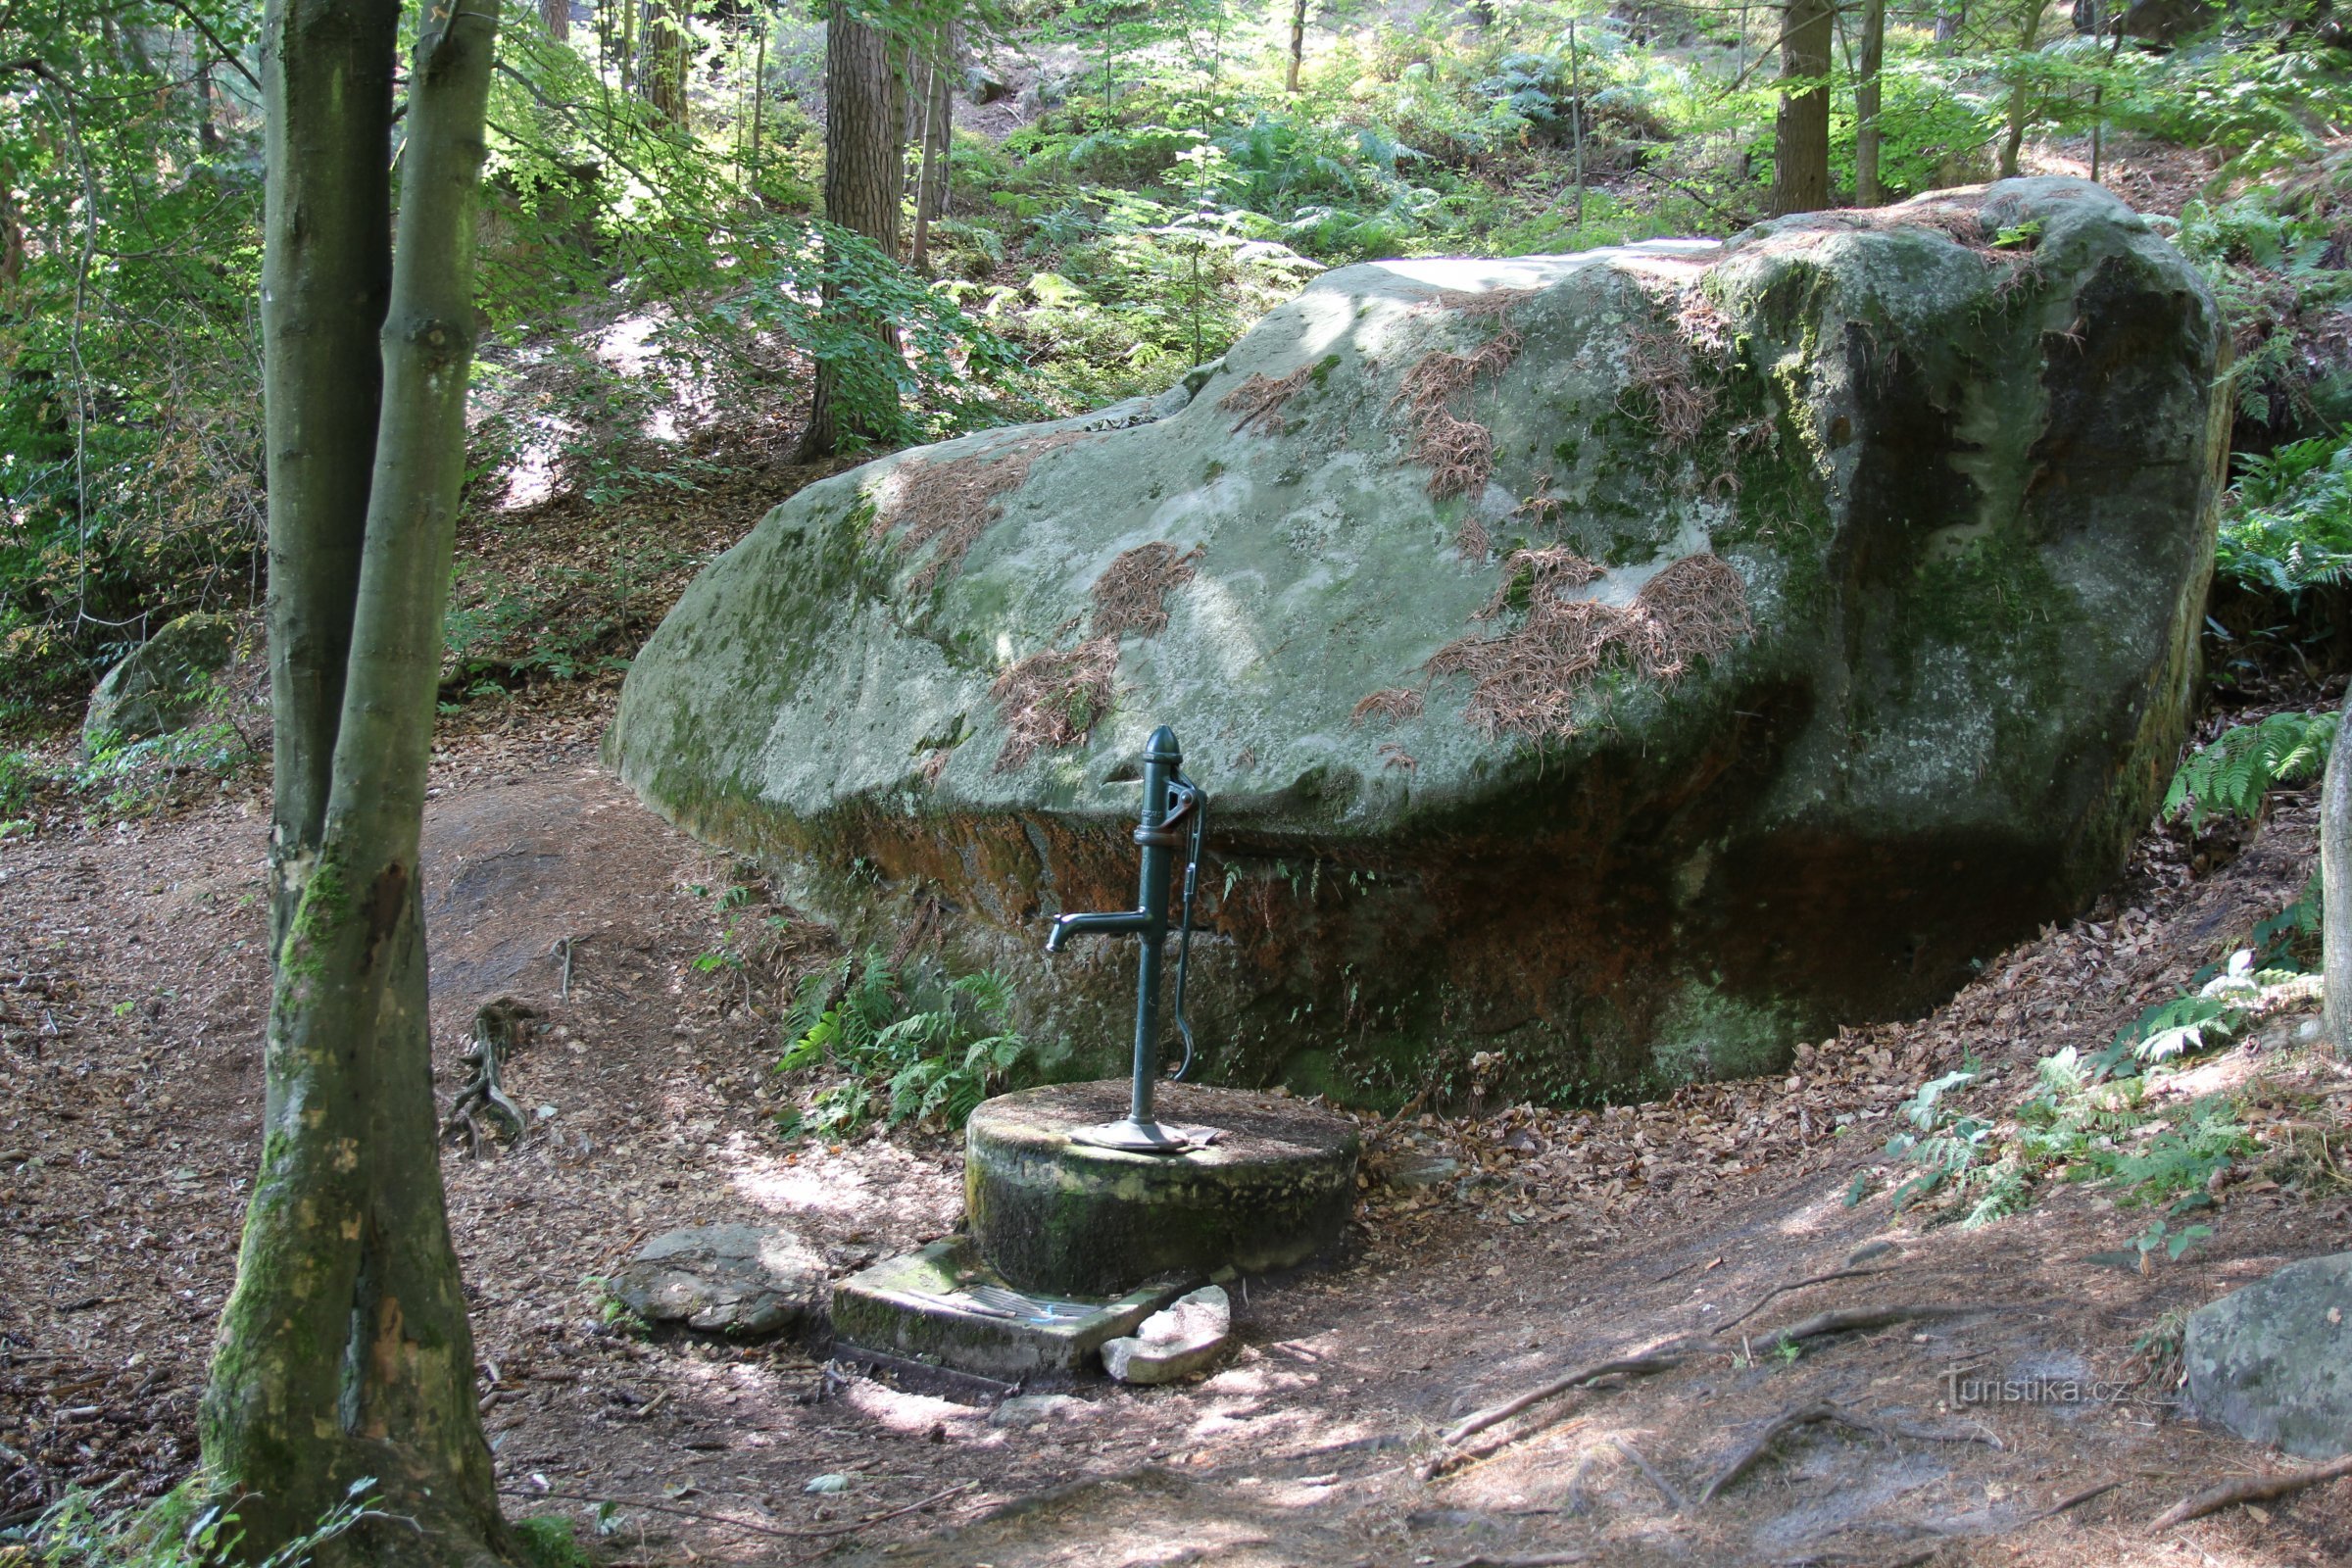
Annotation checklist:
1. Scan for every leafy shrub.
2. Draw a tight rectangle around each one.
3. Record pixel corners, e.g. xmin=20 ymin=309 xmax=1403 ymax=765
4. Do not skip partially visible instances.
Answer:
xmin=773 ymin=951 xmax=1032 ymax=1141
xmin=2164 ymin=709 xmax=2338 ymax=826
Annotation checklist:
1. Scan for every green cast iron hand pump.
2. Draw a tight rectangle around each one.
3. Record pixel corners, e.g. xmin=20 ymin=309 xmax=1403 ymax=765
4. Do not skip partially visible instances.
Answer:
xmin=1046 ymin=724 xmax=1212 ymax=1153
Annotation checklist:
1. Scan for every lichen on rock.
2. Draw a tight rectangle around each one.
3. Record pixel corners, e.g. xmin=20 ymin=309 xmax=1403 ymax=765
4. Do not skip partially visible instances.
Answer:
xmin=609 ymin=178 xmax=2228 ymax=1102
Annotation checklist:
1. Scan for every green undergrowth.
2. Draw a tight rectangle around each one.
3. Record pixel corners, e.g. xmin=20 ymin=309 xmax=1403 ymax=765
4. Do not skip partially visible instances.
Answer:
xmin=1847 ymin=717 xmax=2334 ymax=1235
xmin=3 ymin=1477 xmax=380 ymax=1568
xmin=772 ymin=949 xmax=1035 ymax=1143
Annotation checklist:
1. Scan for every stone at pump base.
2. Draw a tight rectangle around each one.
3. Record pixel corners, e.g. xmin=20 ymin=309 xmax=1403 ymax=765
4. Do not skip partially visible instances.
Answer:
xmin=1102 ymin=1285 xmax=1233 ymax=1385
xmin=2183 ymin=1250 xmax=2352 ymax=1458
xmin=964 ymin=1080 xmax=1360 ymax=1298
xmin=828 ymin=1235 xmax=1190 ymax=1381
xmin=607 ymin=1223 xmax=827 ymax=1337
xmin=81 ymin=611 xmax=234 ymax=758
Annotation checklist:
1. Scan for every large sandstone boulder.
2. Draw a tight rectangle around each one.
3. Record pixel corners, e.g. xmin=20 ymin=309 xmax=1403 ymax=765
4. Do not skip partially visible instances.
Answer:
xmin=2184 ymin=1252 xmax=2352 ymax=1458
xmin=610 ymin=178 xmax=2225 ymax=1097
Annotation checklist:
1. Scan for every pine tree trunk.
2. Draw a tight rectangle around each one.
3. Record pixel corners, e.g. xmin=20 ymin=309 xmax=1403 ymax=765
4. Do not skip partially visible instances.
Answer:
xmin=1287 ymin=0 xmax=1306 ymax=92
xmin=1769 ymin=0 xmax=1835 ymax=216
xmin=1855 ymin=0 xmax=1886 ymax=205
xmin=797 ymin=0 xmax=905 ymax=461
xmin=541 ymin=0 xmax=568 ymax=43
xmin=201 ymin=4 xmax=513 ymax=1564
xmin=2325 ymin=693 xmax=2352 ymax=1054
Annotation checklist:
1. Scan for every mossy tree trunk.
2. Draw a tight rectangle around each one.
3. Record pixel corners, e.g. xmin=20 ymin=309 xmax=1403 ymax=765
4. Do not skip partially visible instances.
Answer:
xmin=1769 ymin=0 xmax=1834 ymax=217
xmin=201 ymin=3 xmax=512 ymax=1565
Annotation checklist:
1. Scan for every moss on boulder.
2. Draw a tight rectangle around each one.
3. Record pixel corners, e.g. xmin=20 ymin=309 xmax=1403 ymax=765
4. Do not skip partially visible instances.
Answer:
xmin=610 ymin=179 xmax=2226 ymax=1102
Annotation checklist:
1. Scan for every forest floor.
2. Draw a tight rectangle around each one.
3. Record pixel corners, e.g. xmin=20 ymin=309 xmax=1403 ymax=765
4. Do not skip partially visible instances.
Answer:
xmin=5 ymin=678 xmax=2352 ymax=1568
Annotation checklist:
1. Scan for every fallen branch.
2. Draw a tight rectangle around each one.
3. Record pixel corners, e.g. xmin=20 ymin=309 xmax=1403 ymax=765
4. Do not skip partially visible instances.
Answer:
xmin=498 ymin=1481 xmax=977 ymax=1542
xmin=1714 ymin=1266 xmax=1897 ymax=1333
xmin=1442 ymin=1346 xmax=1699 ymax=1447
xmin=1441 ymin=1555 xmax=1592 ymax=1568
xmin=2149 ymin=1453 xmax=2352 ymax=1531
xmin=1612 ymin=1434 xmax=1686 ymax=1512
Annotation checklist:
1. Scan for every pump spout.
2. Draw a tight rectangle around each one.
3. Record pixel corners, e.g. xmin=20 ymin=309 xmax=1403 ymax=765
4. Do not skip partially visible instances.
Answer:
xmin=1046 ymin=907 xmax=1151 ymax=953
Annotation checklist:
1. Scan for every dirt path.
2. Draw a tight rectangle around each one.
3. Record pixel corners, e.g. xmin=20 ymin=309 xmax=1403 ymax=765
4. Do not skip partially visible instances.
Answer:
xmin=6 ymin=710 xmax=2352 ymax=1566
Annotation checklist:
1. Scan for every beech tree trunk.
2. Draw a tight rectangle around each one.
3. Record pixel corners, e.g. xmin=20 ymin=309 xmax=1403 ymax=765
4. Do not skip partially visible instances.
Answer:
xmin=1769 ymin=0 xmax=1835 ymax=216
xmin=1855 ymin=0 xmax=1886 ymax=205
xmin=201 ymin=3 xmax=512 ymax=1565
xmin=797 ymin=0 xmax=905 ymax=461
xmin=2325 ymin=693 xmax=2352 ymax=1054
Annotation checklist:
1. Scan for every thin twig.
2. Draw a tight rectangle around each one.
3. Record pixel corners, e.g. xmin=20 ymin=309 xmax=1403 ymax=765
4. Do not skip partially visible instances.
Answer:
xmin=2148 ymin=1453 xmax=2352 ymax=1531
xmin=496 ymin=1481 xmax=976 ymax=1542
xmin=1714 ymin=1266 xmax=1897 ymax=1333
xmin=1612 ymin=1434 xmax=1686 ymax=1512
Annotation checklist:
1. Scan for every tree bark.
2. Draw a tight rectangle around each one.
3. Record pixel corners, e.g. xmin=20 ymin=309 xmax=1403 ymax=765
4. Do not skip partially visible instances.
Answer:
xmin=1855 ymin=0 xmax=1886 ymax=205
xmin=1287 ymin=0 xmax=1306 ymax=92
xmin=909 ymin=42 xmax=953 ymax=271
xmin=1769 ymin=0 xmax=1835 ymax=216
xmin=640 ymin=0 xmax=688 ymax=127
xmin=541 ymin=0 xmax=569 ymax=43
xmin=796 ymin=0 xmax=905 ymax=461
xmin=201 ymin=3 xmax=512 ymax=1565
xmin=254 ymin=0 xmax=393 ymax=956
xmin=2326 ymin=694 xmax=2352 ymax=1054
xmin=2000 ymin=0 xmax=2042 ymax=177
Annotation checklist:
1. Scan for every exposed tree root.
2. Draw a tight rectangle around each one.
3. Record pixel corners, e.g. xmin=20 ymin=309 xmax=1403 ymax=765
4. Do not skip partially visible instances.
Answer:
xmin=1697 ymin=1401 xmax=1999 ymax=1505
xmin=1754 ymin=1301 xmax=1984 ymax=1353
xmin=1714 ymin=1265 xmax=1899 ymax=1333
xmin=442 ymin=998 xmax=535 ymax=1152
xmin=2148 ymin=1453 xmax=2352 ymax=1531
xmin=1612 ymin=1434 xmax=1687 ymax=1512
xmin=1441 ymin=1345 xmax=1701 ymax=1448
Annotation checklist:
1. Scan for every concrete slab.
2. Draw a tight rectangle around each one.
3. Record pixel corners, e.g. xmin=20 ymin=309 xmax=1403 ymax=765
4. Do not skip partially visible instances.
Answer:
xmin=830 ymin=1235 xmax=1193 ymax=1381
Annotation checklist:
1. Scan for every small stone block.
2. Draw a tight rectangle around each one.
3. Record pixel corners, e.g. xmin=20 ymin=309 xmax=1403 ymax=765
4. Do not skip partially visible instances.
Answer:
xmin=1102 ymin=1284 xmax=1233 ymax=1385
xmin=830 ymin=1236 xmax=1190 ymax=1381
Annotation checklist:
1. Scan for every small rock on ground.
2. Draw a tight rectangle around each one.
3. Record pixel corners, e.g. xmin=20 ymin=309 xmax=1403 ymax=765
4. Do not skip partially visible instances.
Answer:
xmin=608 ymin=1223 xmax=827 ymax=1337
xmin=1102 ymin=1285 xmax=1232 ymax=1385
